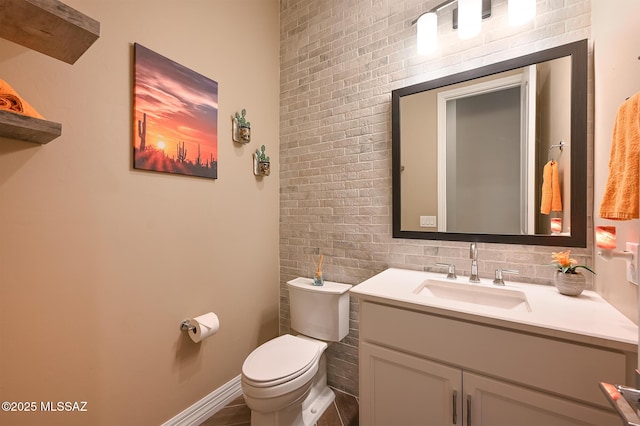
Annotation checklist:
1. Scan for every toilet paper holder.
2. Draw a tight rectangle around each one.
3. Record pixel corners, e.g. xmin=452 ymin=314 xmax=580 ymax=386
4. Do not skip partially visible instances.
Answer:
xmin=179 ymin=312 xmax=220 ymax=343
xmin=180 ymin=319 xmax=196 ymax=333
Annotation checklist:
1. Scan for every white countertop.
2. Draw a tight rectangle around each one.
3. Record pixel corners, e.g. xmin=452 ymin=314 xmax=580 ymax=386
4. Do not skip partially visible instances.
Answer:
xmin=350 ymin=268 xmax=638 ymax=352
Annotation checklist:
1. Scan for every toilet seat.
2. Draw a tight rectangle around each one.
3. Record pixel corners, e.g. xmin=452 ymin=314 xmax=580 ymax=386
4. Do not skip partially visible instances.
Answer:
xmin=242 ymin=334 xmax=324 ymax=388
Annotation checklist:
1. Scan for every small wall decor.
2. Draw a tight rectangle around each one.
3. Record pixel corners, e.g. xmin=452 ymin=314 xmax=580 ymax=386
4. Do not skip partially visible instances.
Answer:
xmin=133 ymin=43 xmax=218 ymax=179
xmin=253 ymin=144 xmax=271 ymax=176
xmin=232 ymin=108 xmax=251 ymax=144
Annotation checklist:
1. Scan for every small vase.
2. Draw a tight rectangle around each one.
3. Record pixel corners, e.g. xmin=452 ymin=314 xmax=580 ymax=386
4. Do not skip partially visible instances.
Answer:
xmin=313 ymin=272 xmax=324 ymax=286
xmin=239 ymin=126 xmax=251 ymax=143
xmin=259 ymin=161 xmax=271 ymax=176
xmin=554 ymin=271 xmax=586 ymax=296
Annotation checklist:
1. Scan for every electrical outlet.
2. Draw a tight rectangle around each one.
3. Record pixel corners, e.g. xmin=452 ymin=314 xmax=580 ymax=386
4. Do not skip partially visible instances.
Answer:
xmin=420 ymin=216 xmax=436 ymax=227
xmin=626 ymin=242 xmax=639 ymax=285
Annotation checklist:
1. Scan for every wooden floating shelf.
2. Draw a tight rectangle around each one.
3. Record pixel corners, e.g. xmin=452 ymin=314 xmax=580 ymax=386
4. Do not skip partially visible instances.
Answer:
xmin=0 ymin=109 xmax=61 ymax=144
xmin=0 ymin=0 xmax=100 ymax=64
xmin=0 ymin=0 xmax=101 ymax=144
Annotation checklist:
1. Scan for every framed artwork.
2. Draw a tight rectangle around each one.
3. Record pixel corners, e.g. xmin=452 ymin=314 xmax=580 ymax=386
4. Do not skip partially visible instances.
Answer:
xmin=133 ymin=43 xmax=218 ymax=179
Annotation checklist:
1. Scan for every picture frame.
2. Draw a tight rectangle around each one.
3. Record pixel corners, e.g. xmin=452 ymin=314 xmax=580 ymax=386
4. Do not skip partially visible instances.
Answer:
xmin=133 ymin=43 xmax=218 ymax=179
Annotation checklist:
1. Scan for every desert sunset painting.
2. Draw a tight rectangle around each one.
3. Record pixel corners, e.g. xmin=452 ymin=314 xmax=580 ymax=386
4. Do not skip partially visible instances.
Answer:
xmin=133 ymin=43 xmax=218 ymax=179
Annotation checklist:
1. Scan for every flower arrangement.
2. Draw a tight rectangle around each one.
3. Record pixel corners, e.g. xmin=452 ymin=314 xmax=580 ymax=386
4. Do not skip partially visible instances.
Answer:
xmin=551 ymin=250 xmax=595 ymax=275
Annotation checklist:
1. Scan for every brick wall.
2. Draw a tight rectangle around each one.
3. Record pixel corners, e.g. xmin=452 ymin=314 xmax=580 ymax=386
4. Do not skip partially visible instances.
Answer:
xmin=279 ymin=0 xmax=592 ymax=396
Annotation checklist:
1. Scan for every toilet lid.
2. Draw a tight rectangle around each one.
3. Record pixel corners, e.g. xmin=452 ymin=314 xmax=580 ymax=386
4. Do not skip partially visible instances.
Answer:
xmin=242 ymin=334 xmax=321 ymax=385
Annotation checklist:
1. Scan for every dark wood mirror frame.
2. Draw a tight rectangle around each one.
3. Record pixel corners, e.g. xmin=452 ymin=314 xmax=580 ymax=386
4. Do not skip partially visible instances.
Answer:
xmin=392 ymin=39 xmax=588 ymax=247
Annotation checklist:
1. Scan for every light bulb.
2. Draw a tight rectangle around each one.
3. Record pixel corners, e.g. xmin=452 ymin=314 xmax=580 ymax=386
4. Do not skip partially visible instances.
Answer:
xmin=417 ymin=12 xmax=438 ymax=55
xmin=458 ymin=0 xmax=482 ymax=40
xmin=508 ymin=0 xmax=536 ymax=26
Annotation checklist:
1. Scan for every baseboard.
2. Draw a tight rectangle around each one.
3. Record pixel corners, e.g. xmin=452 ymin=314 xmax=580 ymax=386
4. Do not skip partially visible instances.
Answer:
xmin=162 ymin=374 xmax=243 ymax=426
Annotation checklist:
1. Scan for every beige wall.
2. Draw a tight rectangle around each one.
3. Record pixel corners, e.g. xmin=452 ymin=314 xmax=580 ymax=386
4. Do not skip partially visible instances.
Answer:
xmin=400 ymin=91 xmax=438 ymax=231
xmin=0 ymin=1 xmax=280 ymax=425
xmin=592 ymin=0 xmax=640 ymax=323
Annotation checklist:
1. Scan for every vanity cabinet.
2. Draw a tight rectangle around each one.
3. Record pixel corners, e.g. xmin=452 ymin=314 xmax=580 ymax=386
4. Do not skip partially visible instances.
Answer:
xmin=361 ymin=342 xmax=462 ymax=425
xmin=463 ymin=372 xmax=618 ymax=426
xmin=359 ymin=301 xmax=624 ymax=426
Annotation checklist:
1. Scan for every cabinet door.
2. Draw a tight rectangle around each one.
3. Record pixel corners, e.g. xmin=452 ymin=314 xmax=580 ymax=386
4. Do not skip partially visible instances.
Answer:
xmin=463 ymin=371 xmax=620 ymax=426
xmin=360 ymin=342 xmax=462 ymax=426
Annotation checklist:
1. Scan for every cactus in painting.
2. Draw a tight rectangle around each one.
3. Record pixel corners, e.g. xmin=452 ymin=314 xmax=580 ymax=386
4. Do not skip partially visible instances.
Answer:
xmin=138 ymin=113 xmax=147 ymax=151
xmin=177 ymin=141 xmax=187 ymax=162
xmin=196 ymin=144 xmax=201 ymax=167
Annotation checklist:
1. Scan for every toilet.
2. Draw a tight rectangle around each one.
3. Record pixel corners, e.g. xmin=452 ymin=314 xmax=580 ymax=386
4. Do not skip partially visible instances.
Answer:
xmin=241 ymin=277 xmax=352 ymax=426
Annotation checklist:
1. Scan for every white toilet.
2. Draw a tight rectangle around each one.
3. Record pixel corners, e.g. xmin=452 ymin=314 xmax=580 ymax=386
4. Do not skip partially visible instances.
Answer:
xmin=241 ymin=277 xmax=352 ymax=426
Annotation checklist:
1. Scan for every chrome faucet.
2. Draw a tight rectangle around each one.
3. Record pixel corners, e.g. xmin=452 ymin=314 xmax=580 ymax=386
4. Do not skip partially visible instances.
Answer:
xmin=469 ymin=243 xmax=480 ymax=283
xmin=436 ymin=263 xmax=457 ymax=280
xmin=493 ymin=268 xmax=519 ymax=286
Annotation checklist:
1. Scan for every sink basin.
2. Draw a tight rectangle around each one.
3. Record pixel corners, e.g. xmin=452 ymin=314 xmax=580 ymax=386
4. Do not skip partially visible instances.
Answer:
xmin=413 ymin=279 xmax=532 ymax=312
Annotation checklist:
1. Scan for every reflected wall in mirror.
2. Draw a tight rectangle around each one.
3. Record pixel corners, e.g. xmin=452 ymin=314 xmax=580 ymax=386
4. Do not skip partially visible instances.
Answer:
xmin=392 ymin=39 xmax=587 ymax=247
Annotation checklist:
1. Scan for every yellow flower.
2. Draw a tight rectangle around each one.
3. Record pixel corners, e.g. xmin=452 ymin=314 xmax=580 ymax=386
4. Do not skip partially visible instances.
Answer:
xmin=551 ymin=250 xmax=595 ymax=275
xmin=551 ymin=250 xmax=576 ymax=268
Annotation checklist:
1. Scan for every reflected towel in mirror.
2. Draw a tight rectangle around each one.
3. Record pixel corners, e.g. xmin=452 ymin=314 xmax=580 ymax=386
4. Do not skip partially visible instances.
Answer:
xmin=540 ymin=160 xmax=562 ymax=214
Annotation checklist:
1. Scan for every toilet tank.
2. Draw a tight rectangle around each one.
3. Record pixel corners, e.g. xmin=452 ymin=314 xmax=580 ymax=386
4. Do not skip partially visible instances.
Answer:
xmin=286 ymin=277 xmax=352 ymax=341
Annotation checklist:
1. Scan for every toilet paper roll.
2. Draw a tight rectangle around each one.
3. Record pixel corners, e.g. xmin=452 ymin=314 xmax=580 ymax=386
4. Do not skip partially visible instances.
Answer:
xmin=188 ymin=312 xmax=220 ymax=343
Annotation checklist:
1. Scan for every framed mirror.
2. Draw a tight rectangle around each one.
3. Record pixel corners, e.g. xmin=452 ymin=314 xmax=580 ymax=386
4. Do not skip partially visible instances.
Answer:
xmin=392 ymin=39 xmax=587 ymax=247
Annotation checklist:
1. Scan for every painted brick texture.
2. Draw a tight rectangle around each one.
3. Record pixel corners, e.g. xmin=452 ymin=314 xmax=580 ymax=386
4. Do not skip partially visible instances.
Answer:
xmin=279 ymin=0 xmax=592 ymax=396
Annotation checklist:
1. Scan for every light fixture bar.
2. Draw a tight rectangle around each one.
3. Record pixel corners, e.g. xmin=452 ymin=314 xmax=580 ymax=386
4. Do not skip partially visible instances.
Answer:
xmin=432 ymin=0 xmax=458 ymax=13
xmin=412 ymin=0 xmax=495 ymax=55
xmin=411 ymin=0 xmax=458 ymax=25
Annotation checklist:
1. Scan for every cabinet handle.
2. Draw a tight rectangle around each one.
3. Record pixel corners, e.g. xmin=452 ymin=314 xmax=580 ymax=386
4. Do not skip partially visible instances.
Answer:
xmin=452 ymin=390 xmax=458 ymax=424
xmin=467 ymin=394 xmax=472 ymax=426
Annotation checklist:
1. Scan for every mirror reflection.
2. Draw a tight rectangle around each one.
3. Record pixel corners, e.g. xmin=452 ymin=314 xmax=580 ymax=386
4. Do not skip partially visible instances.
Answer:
xmin=392 ymin=40 xmax=587 ymax=247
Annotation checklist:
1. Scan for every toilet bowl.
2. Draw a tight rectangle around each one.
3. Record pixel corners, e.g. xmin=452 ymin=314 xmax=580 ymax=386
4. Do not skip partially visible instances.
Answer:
xmin=241 ymin=278 xmax=352 ymax=426
xmin=242 ymin=334 xmax=332 ymax=425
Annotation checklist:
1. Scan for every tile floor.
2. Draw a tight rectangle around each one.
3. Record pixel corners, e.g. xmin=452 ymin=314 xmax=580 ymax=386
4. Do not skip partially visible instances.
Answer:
xmin=200 ymin=387 xmax=359 ymax=426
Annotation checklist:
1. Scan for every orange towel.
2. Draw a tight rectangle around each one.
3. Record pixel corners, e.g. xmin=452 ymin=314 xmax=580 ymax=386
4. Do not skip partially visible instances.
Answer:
xmin=599 ymin=93 xmax=640 ymax=220
xmin=540 ymin=160 xmax=562 ymax=215
xmin=0 ymin=79 xmax=44 ymax=119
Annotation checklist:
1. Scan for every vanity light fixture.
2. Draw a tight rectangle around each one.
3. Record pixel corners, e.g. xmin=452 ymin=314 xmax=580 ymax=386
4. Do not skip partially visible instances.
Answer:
xmin=457 ymin=0 xmax=482 ymax=40
xmin=415 ymin=0 xmax=536 ymax=55
xmin=508 ymin=0 xmax=536 ymax=27
xmin=417 ymin=12 xmax=438 ymax=55
xmin=414 ymin=0 xmax=491 ymax=55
